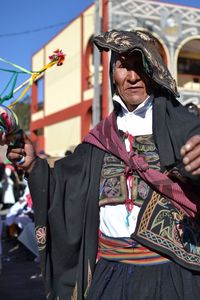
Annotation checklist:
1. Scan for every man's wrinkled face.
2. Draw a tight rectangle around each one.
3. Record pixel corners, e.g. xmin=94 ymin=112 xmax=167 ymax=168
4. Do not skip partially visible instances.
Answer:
xmin=113 ymin=52 xmax=150 ymax=111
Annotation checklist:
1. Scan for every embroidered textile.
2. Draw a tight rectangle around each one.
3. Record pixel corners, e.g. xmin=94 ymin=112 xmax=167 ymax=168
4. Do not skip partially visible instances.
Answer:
xmin=132 ymin=191 xmax=200 ymax=271
xmin=84 ymin=111 xmax=200 ymax=218
xmin=99 ymin=135 xmax=159 ymax=207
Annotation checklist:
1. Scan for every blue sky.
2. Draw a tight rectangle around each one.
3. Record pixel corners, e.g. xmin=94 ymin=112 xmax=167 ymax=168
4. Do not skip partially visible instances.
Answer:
xmin=0 ymin=0 xmax=200 ymax=104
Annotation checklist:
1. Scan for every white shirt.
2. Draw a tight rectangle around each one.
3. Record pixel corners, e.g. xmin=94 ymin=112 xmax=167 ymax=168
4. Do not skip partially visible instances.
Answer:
xmin=99 ymin=94 xmax=153 ymax=237
xmin=116 ymin=94 xmax=153 ymax=136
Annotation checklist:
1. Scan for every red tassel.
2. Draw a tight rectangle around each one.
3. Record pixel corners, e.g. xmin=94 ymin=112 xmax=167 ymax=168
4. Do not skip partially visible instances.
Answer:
xmin=125 ymin=198 xmax=134 ymax=212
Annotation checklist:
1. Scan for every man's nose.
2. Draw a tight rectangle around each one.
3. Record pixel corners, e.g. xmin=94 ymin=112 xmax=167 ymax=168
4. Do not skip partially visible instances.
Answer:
xmin=127 ymin=70 xmax=140 ymax=82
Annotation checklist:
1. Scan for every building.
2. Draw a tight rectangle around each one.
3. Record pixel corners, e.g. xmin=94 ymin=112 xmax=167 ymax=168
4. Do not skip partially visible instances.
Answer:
xmin=30 ymin=0 xmax=200 ymax=157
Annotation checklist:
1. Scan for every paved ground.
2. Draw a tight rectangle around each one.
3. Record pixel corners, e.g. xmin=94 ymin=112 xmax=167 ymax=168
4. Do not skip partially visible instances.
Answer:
xmin=0 ymin=235 xmax=46 ymax=300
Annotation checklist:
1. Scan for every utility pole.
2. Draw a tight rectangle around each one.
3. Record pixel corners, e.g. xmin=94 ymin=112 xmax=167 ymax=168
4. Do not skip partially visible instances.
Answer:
xmin=93 ymin=0 xmax=101 ymax=126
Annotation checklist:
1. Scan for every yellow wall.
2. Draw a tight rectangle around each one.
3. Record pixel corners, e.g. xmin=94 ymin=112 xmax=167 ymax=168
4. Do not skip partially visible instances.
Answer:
xmin=32 ymin=49 xmax=45 ymax=71
xmin=32 ymin=18 xmax=82 ymax=116
xmin=83 ymin=6 xmax=95 ymax=101
xmin=44 ymin=18 xmax=82 ymax=115
xmin=45 ymin=116 xmax=81 ymax=157
xmin=31 ymin=110 xmax=44 ymax=122
xmin=83 ymin=6 xmax=94 ymax=50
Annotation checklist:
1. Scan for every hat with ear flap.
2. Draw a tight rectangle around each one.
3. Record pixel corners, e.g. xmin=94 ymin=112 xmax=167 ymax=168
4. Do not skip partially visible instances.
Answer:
xmin=93 ymin=29 xmax=179 ymax=98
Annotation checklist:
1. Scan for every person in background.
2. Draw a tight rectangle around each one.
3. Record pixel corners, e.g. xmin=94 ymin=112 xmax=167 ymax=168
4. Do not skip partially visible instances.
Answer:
xmin=1 ymin=164 xmax=19 ymax=209
xmin=6 ymin=30 xmax=200 ymax=300
xmin=5 ymin=180 xmax=33 ymax=234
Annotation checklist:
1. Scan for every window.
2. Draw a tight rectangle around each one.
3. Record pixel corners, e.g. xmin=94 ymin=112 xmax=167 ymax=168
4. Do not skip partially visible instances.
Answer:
xmin=84 ymin=39 xmax=94 ymax=90
xmin=37 ymin=77 xmax=44 ymax=110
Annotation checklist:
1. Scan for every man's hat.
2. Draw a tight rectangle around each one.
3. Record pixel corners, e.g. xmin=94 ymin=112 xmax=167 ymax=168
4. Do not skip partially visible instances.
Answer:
xmin=93 ymin=29 xmax=179 ymax=97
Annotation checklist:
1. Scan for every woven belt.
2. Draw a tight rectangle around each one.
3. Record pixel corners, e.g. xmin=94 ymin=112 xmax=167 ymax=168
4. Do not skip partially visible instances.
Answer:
xmin=98 ymin=232 xmax=169 ymax=266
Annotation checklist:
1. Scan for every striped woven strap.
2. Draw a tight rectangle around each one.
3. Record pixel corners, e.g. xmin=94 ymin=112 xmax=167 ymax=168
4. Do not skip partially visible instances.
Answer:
xmin=98 ymin=233 xmax=169 ymax=266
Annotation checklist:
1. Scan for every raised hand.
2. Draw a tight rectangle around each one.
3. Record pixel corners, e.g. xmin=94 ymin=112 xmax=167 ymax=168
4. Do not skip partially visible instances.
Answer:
xmin=7 ymin=131 xmax=37 ymax=173
xmin=180 ymin=135 xmax=200 ymax=175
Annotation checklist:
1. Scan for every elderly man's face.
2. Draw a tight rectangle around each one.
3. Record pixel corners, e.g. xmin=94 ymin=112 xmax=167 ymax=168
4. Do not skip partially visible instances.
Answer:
xmin=113 ymin=52 xmax=150 ymax=111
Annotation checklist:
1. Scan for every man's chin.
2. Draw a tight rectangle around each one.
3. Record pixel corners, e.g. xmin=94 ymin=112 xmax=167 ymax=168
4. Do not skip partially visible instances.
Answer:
xmin=125 ymin=97 xmax=147 ymax=105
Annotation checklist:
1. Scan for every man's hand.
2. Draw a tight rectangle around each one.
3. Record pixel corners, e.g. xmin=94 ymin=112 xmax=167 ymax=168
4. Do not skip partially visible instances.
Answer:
xmin=7 ymin=131 xmax=37 ymax=173
xmin=180 ymin=135 xmax=200 ymax=175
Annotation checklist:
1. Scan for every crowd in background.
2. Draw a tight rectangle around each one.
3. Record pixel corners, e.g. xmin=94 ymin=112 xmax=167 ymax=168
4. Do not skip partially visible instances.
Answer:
xmin=0 ymin=158 xmax=35 ymax=272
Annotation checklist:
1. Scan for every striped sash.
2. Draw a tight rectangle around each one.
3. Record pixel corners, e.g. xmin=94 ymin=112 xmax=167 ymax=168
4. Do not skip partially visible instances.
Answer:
xmin=98 ymin=233 xmax=169 ymax=266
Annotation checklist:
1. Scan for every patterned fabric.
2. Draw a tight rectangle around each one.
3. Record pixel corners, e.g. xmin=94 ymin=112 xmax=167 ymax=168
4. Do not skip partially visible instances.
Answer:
xmin=93 ymin=29 xmax=179 ymax=97
xmin=132 ymin=191 xmax=200 ymax=271
xmin=99 ymin=153 xmax=126 ymax=206
xmin=99 ymin=135 xmax=158 ymax=207
xmin=84 ymin=111 xmax=200 ymax=218
xmin=99 ymin=137 xmax=200 ymax=271
xmin=98 ymin=232 xmax=169 ymax=265
xmin=35 ymin=225 xmax=47 ymax=251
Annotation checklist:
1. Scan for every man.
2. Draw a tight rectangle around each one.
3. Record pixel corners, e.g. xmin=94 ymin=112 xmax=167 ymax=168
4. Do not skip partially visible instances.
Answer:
xmin=6 ymin=30 xmax=200 ymax=299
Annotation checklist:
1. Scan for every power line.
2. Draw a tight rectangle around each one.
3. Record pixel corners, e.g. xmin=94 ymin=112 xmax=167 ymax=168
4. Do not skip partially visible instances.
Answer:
xmin=0 ymin=21 xmax=67 ymax=38
xmin=0 ymin=13 xmax=94 ymax=38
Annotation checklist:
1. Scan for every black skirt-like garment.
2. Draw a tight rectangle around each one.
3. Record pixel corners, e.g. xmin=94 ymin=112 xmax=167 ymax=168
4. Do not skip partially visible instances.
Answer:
xmin=87 ymin=258 xmax=200 ymax=300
